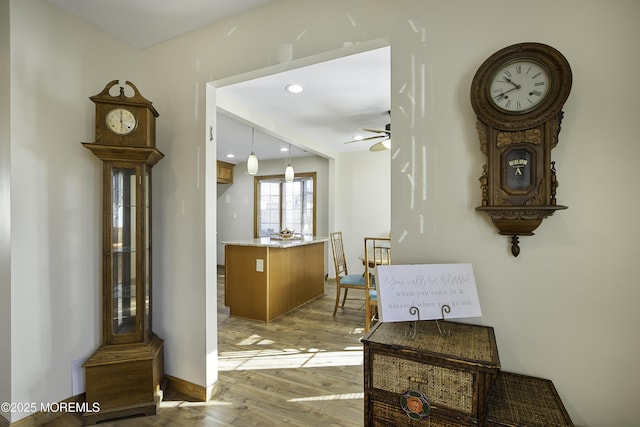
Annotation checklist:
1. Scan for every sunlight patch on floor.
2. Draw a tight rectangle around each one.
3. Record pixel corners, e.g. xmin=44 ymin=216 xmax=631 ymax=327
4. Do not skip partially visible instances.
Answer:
xmin=219 ymin=347 xmax=363 ymax=371
xmin=159 ymin=392 xmax=364 ymax=409
xmin=288 ymin=392 xmax=364 ymax=402
xmin=237 ymin=334 xmax=275 ymax=345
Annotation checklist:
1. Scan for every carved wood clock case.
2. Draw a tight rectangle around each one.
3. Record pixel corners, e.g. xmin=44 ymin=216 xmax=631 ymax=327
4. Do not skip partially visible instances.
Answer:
xmin=81 ymin=80 xmax=164 ymax=425
xmin=470 ymin=43 xmax=572 ymax=256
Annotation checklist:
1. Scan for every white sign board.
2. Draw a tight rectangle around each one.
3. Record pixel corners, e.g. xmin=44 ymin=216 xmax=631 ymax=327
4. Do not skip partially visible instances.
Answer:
xmin=375 ymin=263 xmax=482 ymax=322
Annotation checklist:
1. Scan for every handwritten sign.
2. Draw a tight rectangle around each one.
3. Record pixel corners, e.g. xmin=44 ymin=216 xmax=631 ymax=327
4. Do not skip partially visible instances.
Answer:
xmin=375 ymin=263 xmax=481 ymax=322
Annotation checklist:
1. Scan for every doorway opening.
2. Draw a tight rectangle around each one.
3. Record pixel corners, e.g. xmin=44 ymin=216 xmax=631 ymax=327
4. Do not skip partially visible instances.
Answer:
xmin=206 ymin=39 xmax=391 ymax=400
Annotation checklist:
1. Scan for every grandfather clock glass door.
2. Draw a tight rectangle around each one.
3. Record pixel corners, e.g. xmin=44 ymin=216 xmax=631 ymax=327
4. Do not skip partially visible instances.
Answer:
xmin=144 ymin=171 xmax=151 ymax=335
xmin=112 ymin=167 xmax=135 ymax=339
xmin=107 ymin=163 xmax=150 ymax=344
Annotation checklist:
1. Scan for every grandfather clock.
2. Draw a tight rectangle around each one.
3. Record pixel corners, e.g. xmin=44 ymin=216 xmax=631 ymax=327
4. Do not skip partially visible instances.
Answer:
xmin=81 ymin=80 xmax=164 ymax=425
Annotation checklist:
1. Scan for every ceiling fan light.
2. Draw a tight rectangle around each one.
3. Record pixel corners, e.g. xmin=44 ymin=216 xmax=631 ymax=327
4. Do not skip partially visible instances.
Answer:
xmin=382 ymin=139 xmax=391 ymax=149
xmin=247 ymin=152 xmax=259 ymax=175
xmin=285 ymin=84 xmax=304 ymax=94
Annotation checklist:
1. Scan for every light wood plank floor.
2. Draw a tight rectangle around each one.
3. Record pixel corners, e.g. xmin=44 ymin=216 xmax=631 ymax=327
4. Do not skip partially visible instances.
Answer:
xmin=43 ymin=269 xmax=367 ymax=426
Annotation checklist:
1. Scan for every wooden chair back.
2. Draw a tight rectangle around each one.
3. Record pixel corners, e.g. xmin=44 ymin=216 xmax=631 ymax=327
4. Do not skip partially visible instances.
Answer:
xmin=363 ymin=236 xmax=391 ymax=331
xmin=330 ymin=231 xmax=349 ymax=277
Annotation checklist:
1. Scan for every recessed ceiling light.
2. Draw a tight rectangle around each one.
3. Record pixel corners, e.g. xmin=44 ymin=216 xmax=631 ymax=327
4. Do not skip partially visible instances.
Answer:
xmin=353 ymin=135 xmax=364 ymax=141
xmin=280 ymin=147 xmax=289 ymax=152
xmin=285 ymin=84 xmax=304 ymax=94
xmin=226 ymin=154 xmax=235 ymax=158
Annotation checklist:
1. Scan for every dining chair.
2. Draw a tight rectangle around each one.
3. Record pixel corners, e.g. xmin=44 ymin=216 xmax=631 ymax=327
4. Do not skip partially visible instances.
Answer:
xmin=330 ymin=231 xmax=367 ymax=316
xmin=363 ymin=236 xmax=391 ymax=332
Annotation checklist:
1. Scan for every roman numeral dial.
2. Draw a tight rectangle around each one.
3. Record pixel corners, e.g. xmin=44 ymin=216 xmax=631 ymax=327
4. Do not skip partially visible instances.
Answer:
xmin=489 ymin=60 xmax=550 ymax=113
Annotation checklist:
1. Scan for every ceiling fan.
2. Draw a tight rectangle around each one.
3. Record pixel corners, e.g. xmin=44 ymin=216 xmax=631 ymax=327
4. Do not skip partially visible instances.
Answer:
xmin=344 ymin=112 xmax=391 ymax=152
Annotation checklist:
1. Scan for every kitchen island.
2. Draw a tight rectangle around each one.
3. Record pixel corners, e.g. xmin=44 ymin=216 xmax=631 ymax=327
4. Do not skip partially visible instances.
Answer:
xmin=223 ymin=236 xmax=328 ymax=322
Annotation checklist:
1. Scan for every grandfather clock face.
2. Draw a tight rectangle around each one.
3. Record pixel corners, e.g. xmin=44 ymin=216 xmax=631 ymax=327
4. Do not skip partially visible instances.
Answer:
xmin=106 ymin=108 xmax=138 ymax=135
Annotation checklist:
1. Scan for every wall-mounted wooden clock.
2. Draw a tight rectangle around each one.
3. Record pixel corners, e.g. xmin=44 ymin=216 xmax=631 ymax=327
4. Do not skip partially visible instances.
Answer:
xmin=470 ymin=43 xmax=572 ymax=256
xmin=81 ymin=80 xmax=164 ymax=424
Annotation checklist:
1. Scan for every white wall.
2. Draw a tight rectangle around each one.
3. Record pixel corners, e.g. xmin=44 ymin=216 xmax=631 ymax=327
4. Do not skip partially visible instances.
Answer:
xmin=0 ymin=0 xmax=12 ymax=421
xmin=140 ymin=1 xmax=640 ymax=426
xmin=334 ymin=150 xmax=391 ymax=275
xmin=7 ymin=0 xmax=142 ymax=422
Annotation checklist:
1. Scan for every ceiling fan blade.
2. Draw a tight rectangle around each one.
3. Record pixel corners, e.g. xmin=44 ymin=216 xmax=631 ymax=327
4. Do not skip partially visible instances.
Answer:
xmin=344 ymin=134 xmax=387 ymax=144
xmin=346 ymin=121 xmax=392 ymax=145
xmin=369 ymin=138 xmax=390 ymax=152
xmin=361 ymin=128 xmax=391 ymax=135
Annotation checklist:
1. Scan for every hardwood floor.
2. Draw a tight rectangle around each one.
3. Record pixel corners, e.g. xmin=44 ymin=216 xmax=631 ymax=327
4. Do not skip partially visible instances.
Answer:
xmin=43 ymin=269 xmax=368 ymax=426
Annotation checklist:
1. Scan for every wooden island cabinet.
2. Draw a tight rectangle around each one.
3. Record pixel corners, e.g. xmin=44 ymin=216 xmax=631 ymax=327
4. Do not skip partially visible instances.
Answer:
xmin=223 ymin=236 xmax=327 ymax=322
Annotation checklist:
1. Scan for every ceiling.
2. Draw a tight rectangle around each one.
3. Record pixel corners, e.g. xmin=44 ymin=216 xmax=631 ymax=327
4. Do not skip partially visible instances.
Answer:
xmin=46 ymin=0 xmax=391 ymax=163
xmin=45 ymin=0 xmax=274 ymax=49
xmin=217 ymin=46 xmax=390 ymax=162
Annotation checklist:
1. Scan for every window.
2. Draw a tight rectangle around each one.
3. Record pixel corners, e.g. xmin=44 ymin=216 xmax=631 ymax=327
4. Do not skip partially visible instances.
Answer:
xmin=254 ymin=172 xmax=316 ymax=237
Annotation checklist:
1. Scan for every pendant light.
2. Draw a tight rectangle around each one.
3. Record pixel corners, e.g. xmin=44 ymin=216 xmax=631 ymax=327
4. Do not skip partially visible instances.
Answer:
xmin=284 ymin=143 xmax=294 ymax=182
xmin=246 ymin=127 xmax=259 ymax=175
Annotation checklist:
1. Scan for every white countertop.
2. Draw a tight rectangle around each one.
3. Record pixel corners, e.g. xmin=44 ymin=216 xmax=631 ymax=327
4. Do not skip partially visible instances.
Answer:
xmin=223 ymin=235 xmax=329 ymax=248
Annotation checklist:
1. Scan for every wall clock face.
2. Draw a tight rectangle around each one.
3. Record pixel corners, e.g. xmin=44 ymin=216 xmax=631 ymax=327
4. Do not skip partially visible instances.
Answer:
xmin=106 ymin=108 xmax=137 ymax=135
xmin=470 ymin=42 xmax=572 ymax=130
xmin=489 ymin=59 xmax=550 ymax=113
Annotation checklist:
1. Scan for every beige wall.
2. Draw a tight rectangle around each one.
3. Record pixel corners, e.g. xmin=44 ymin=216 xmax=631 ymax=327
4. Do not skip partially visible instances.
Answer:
xmin=4 ymin=0 xmax=640 ymax=425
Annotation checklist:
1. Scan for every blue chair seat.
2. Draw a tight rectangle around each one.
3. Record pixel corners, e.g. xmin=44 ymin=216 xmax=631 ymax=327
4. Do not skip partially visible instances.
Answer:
xmin=340 ymin=274 xmax=366 ymax=286
xmin=368 ymin=289 xmax=377 ymax=301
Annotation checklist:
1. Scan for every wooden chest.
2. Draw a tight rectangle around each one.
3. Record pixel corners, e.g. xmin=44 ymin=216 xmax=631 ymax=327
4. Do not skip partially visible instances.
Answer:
xmin=362 ymin=321 xmax=501 ymax=426
xmin=485 ymin=371 xmax=574 ymax=426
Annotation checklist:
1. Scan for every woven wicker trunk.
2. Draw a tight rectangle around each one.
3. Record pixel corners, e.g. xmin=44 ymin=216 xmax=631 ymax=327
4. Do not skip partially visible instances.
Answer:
xmin=485 ymin=371 xmax=574 ymax=427
xmin=363 ymin=321 xmax=501 ymax=426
